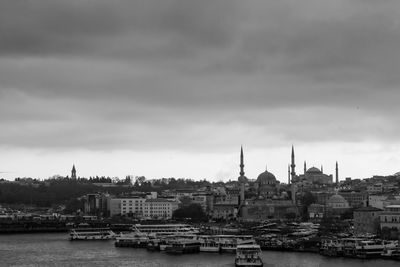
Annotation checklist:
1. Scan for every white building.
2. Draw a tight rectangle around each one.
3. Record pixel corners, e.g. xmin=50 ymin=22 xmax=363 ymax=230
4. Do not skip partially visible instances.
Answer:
xmin=367 ymin=183 xmax=383 ymax=194
xmin=369 ymin=194 xmax=400 ymax=210
xmin=380 ymin=205 xmax=400 ymax=230
xmin=108 ymin=197 xmax=146 ymax=217
xmin=143 ymin=199 xmax=179 ymax=220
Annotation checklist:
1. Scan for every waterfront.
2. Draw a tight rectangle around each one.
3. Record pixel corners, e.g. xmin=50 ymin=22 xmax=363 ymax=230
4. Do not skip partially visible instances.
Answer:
xmin=0 ymin=233 xmax=398 ymax=267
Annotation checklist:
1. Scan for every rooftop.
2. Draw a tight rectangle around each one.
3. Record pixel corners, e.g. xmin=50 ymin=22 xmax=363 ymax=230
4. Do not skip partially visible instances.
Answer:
xmin=354 ymin=206 xmax=382 ymax=212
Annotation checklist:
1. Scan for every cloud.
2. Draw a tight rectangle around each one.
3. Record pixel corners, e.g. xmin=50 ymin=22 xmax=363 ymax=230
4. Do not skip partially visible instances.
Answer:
xmin=0 ymin=0 xmax=400 ymax=180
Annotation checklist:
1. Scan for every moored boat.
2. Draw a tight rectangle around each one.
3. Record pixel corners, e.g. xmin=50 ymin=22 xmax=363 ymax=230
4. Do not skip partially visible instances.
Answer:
xmin=131 ymin=224 xmax=199 ymax=235
xmin=165 ymin=239 xmax=201 ymax=254
xmin=235 ymin=244 xmax=263 ymax=267
xmin=219 ymin=235 xmax=256 ymax=253
xmin=355 ymin=240 xmax=397 ymax=259
xmin=69 ymin=228 xmax=116 ymax=241
xmin=115 ymin=232 xmax=149 ymax=248
xmin=381 ymin=247 xmax=400 ymax=260
xmin=198 ymin=236 xmax=220 ymax=253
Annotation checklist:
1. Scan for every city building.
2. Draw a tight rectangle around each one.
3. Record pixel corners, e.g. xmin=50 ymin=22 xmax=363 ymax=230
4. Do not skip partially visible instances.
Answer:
xmin=108 ymin=197 xmax=146 ymax=217
xmin=84 ymin=193 xmax=109 ymax=216
xmin=380 ymin=205 xmax=400 ymax=231
xmin=241 ymin=199 xmax=298 ymax=221
xmin=325 ymin=193 xmax=350 ymax=214
xmin=353 ymin=206 xmax=382 ymax=235
xmin=143 ymin=199 xmax=179 ymax=220
xmin=369 ymin=194 xmax=400 ymax=210
xmin=212 ymin=203 xmax=238 ymax=220
xmin=308 ymin=204 xmax=326 ymax=222
xmin=338 ymin=190 xmax=368 ymax=208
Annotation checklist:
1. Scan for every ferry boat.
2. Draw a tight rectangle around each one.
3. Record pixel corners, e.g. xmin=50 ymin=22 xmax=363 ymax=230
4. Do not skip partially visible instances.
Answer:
xmin=131 ymin=224 xmax=199 ymax=235
xmin=219 ymin=236 xmax=237 ymax=253
xmin=69 ymin=228 xmax=116 ymax=241
xmin=198 ymin=236 xmax=220 ymax=253
xmin=220 ymin=235 xmax=256 ymax=253
xmin=355 ymin=240 xmax=398 ymax=259
xmin=147 ymin=238 xmax=161 ymax=251
xmin=165 ymin=239 xmax=201 ymax=254
xmin=115 ymin=232 xmax=149 ymax=248
xmin=235 ymin=244 xmax=263 ymax=267
xmin=320 ymin=239 xmax=344 ymax=257
xmin=381 ymin=247 xmax=400 ymax=260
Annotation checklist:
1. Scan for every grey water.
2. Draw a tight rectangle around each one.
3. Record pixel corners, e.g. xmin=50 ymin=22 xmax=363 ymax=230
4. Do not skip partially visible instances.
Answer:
xmin=0 ymin=233 xmax=398 ymax=267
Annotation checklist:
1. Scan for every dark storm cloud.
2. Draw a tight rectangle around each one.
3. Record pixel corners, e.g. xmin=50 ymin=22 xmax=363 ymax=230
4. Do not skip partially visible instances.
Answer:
xmin=0 ymin=0 xmax=237 ymax=56
xmin=1 ymin=0 xmax=400 ymax=152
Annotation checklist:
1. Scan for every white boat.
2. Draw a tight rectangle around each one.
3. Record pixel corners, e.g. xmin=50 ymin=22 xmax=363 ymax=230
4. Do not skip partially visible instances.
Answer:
xmin=131 ymin=224 xmax=199 ymax=235
xmin=381 ymin=247 xmax=400 ymax=260
xmin=219 ymin=235 xmax=256 ymax=253
xmin=198 ymin=236 xmax=220 ymax=253
xmin=355 ymin=240 xmax=397 ymax=258
xmin=69 ymin=228 xmax=116 ymax=241
xmin=219 ymin=237 xmax=237 ymax=253
xmin=235 ymin=244 xmax=263 ymax=267
xmin=115 ymin=232 xmax=149 ymax=247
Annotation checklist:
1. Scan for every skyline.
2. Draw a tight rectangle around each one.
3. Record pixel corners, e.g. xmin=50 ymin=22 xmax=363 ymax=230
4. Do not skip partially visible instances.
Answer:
xmin=1 ymin=1 xmax=400 ymax=182
xmin=1 ymin=145 xmax=398 ymax=182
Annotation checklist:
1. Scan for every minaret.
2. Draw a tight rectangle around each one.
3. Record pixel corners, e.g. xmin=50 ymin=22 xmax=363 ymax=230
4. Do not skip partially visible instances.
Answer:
xmin=335 ymin=161 xmax=339 ymax=185
xmin=238 ymin=146 xmax=245 ymax=206
xmin=321 ymin=165 xmax=323 ymax=173
xmin=290 ymin=145 xmax=296 ymax=182
xmin=240 ymin=146 xmax=245 ymax=177
xmin=304 ymin=161 xmax=307 ymax=174
xmin=71 ymin=164 xmax=76 ymax=179
xmin=288 ymin=164 xmax=290 ymax=184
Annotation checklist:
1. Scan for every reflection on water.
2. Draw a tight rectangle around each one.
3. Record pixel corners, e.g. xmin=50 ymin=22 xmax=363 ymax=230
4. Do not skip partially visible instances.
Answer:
xmin=0 ymin=233 xmax=398 ymax=267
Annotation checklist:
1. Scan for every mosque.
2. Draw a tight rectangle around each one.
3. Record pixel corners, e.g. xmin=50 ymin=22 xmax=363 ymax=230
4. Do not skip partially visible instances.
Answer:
xmin=235 ymin=145 xmax=339 ymax=221
xmin=236 ymin=146 xmax=298 ymax=221
xmin=289 ymin=146 xmax=339 ymax=186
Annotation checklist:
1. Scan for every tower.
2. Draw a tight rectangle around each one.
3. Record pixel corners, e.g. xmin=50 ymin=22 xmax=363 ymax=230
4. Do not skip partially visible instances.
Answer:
xmin=290 ymin=145 xmax=296 ymax=182
xmin=71 ymin=164 xmax=76 ymax=179
xmin=288 ymin=164 xmax=290 ymax=184
xmin=304 ymin=161 xmax=307 ymax=174
xmin=321 ymin=165 xmax=323 ymax=174
xmin=240 ymin=146 xmax=245 ymax=177
xmin=238 ymin=146 xmax=246 ymax=206
xmin=335 ymin=161 xmax=339 ymax=185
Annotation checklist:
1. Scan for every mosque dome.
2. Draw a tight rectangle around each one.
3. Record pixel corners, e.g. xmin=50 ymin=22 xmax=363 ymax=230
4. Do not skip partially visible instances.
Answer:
xmin=327 ymin=194 xmax=347 ymax=203
xmin=256 ymin=170 xmax=277 ymax=185
xmin=306 ymin=167 xmax=322 ymax=174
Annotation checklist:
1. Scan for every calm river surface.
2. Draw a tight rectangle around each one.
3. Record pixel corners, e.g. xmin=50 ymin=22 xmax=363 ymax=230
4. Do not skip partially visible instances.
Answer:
xmin=0 ymin=233 xmax=398 ymax=267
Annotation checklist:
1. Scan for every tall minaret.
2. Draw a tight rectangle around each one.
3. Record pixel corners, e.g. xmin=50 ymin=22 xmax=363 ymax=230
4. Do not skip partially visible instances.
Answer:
xmin=335 ymin=161 xmax=339 ymax=185
xmin=240 ymin=146 xmax=245 ymax=177
xmin=71 ymin=164 xmax=76 ymax=179
xmin=321 ymin=165 xmax=324 ymax=173
xmin=290 ymin=145 xmax=296 ymax=182
xmin=238 ymin=146 xmax=246 ymax=206
xmin=304 ymin=161 xmax=307 ymax=174
xmin=288 ymin=164 xmax=290 ymax=184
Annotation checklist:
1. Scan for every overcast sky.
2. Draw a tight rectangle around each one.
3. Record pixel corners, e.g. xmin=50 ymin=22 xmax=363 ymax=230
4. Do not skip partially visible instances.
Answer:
xmin=1 ymin=0 xmax=400 ymax=182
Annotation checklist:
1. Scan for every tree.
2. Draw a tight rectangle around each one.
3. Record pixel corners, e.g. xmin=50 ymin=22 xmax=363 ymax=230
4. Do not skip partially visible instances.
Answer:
xmin=178 ymin=196 xmax=193 ymax=208
xmin=172 ymin=204 xmax=207 ymax=222
xmin=63 ymin=198 xmax=84 ymax=214
xmin=300 ymin=191 xmax=316 ymax=221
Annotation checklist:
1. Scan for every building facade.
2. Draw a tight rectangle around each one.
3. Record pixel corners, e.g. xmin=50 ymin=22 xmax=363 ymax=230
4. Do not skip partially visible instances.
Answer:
xmin=143 ymin=199 xmax=179 ymax=220
xmin=380 ymin=205 xmax=400 ymax=231
xmin=353 ymin=207 xmax=382 ymax=235
xmin=108 ymin=197 xmax=146 ymax=217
